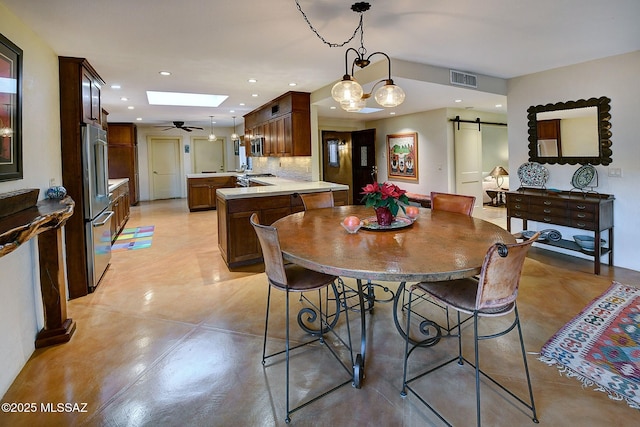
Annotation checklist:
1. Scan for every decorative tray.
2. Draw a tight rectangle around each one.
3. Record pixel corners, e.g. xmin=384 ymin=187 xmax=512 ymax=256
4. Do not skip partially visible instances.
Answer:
xmin=571 ymin=164 xmax=596 ymax=189
xmin=361 ymin=216 xmax=413 ymax=231
xmin=517 ymin=162 xmax=549 ymax=187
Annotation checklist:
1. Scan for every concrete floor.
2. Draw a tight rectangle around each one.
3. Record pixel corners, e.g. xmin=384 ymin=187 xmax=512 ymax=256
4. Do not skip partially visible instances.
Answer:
xmin=1 ymin=199 xmax=638 ymax=426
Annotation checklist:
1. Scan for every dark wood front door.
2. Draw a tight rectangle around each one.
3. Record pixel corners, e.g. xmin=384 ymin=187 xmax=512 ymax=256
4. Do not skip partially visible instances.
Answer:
xmin=351 ymin=129 xmax=377 ymax=205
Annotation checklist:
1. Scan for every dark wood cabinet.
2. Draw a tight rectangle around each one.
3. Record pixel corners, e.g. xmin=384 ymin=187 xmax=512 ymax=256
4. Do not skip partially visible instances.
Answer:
xmin=244 ymin=91 xmax=310 ymax=157
xmin=187 ymin=176 xmax=237 ymax=211
xmin=109 ymin=181 xmax=130 ymax=242
xmin=107 ymin=123 xmax=140 ymax=206
xmin=506 ymin=189 xmax=614 ymax=274
xmin=217 ymin=190 xmax=348 ymax=267
xmin=59 ymin=57 xmax=106 ymax=299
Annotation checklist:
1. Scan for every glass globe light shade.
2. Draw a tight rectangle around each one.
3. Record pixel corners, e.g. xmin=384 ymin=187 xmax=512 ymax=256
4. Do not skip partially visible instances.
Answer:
xmin=231 ymin=132 xmax=239 ymax=139
xmin=332 ymin=76 xmax=363 ymax=104
xmin=374 ymin=81 xmax=406 ymax=108
xmin=0 ymin=127 xmax=12 ymax=137
xmin=208 ymin=133 xmax=216 ymax=142
xmin=340 ymin=97 xmax=366 ymax=112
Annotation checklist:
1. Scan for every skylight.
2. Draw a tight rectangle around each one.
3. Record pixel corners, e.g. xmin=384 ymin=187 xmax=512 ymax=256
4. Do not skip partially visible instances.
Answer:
xmin=355 ymin=107 xmax=383 ymax=114
xmin=146 ymin=91 xmax=228 ymax=107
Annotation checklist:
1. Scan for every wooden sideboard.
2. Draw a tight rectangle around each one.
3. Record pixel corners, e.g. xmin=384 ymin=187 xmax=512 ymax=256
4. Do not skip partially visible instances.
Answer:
xmin=506 ymin=188 xmax=614 ymax=274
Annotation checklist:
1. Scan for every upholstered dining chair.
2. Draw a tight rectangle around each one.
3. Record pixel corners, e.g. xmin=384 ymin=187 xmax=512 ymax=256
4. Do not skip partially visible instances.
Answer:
xmin=401 ymin=233 xmax=540 ymax=427
xmin=300 ymin=191 xmax=334 ymax=210
xmin=430 ymin=191 xmax=476 ymax=215
xmin=250 ymin=213 xmax=354 ymax=424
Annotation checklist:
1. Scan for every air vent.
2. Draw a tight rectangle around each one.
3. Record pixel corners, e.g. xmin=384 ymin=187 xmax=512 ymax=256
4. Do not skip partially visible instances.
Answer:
xmin=450 ymin=70 xmax=478 ymax=88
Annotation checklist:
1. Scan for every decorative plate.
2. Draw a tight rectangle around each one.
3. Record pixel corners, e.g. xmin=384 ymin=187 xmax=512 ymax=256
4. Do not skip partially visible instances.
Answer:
xmin=361 ymin=216 xmax=413 ymax=231
xmin=517 ymin=162 xmax=549 ymax=187
xmin=571 ymin=164 xmax=596 ymax=189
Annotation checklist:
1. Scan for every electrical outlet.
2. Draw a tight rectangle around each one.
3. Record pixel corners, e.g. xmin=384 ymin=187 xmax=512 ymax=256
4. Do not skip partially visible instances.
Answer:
xmin=608 ymin=168 xmax=622 ymax=178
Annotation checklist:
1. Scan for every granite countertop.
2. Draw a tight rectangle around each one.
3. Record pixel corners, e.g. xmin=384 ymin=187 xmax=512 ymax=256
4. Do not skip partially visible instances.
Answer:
xmin=186 ymin=172 xmax=239 ymax=178
xmin=108 ymin=178 xmax=129 ymax=192
xmin=217 ymin=176 xmax=349 ymax=200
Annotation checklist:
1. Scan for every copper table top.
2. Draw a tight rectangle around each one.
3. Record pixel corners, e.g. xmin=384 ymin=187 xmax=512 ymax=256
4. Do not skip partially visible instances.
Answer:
xmin=273 ymin=205 xmax=516 ymax=283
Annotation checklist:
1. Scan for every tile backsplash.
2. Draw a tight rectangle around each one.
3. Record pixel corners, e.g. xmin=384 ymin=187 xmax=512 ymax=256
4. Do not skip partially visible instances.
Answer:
xmin=252 ymin=157 xmax=312 ymax=181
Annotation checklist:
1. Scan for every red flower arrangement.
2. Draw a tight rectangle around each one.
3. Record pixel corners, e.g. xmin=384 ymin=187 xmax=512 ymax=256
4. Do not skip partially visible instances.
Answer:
xmin=360 ymin=181 xmax=410 ymax=217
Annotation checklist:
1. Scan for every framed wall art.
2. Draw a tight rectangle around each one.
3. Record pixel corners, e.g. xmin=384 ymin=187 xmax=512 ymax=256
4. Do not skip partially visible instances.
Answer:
xmin=387 ymin=132 xmax=418 ymax=181
xmin=0 ymin=33 xmax=22 ymax=181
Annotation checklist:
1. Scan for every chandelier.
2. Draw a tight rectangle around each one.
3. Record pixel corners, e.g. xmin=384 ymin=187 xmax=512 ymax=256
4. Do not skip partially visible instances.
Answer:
xmin=231 ymin=116 xmax=239 ymax=140
xmin=208 ymin=116 xmax=216 ymax=141
xmin=296 ymin=1 xmax=405 ymax=112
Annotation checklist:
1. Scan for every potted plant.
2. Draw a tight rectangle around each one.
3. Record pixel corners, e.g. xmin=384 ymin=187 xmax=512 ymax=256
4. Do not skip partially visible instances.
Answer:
xmin=361 ymin=182 xmax=409 ymax=226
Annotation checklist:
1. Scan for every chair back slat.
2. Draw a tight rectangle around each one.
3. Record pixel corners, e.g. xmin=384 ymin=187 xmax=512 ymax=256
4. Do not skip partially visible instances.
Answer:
xmin=250 ymin=213 xmax=288 ymax=287
xmin=300 ymin=191 xmax=334 ymax=210
xmin=430 ymin=192 xmax=475 ymax=216
xmin=475 ymin=233 xmax=539 ymax=311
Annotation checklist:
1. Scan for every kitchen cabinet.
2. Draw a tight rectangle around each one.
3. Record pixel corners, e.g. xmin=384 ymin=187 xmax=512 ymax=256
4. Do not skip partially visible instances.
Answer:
xmin=187 ymin=175 xmax=237 ymax=211
xmin=107 ymin=123 xmax=140 ymax=206
xmin=109 ymin=180 xmax=130 ymax=242
xmin=59 ymin=57 xmax=107 ymax=299
xmin=243 ymin=91 xmax=310 ymax=157
xmin=217 ymin=190 xmax=348 ymax=267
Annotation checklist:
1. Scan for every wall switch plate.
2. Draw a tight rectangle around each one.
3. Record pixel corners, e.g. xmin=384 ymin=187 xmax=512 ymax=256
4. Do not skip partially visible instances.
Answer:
xmin=49 ymin=178 xmax=56 ymax=187
xmin=608 ymin=167 xmax=622 ymax=177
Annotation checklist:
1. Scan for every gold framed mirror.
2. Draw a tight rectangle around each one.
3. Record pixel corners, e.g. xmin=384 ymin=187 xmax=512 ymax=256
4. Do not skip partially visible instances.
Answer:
xmin=527 ymin=96 xmax=612 ymax=166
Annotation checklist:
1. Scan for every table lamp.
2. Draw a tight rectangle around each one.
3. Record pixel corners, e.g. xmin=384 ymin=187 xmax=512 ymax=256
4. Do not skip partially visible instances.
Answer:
xmin=489 ymin=166 xmax=509 ymax=188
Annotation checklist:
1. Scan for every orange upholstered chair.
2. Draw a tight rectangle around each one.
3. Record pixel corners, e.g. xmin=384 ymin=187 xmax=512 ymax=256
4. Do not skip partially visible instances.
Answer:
xmin=430 ymin=191 xmax=476 ymax=216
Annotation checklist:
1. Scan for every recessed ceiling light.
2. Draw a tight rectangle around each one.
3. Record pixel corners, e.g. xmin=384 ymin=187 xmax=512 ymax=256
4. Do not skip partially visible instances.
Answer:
xmin=454 ymin=99 xmax=463 ymax=103
xmin=146 ymin=91 xmax=228 ymax=107
xmin=136 ymin=117 xmax=142 ymax=121
xmin=229 ymin=109 xmax=235 ymax=113
xmin=120 ymin=97 xmax=128 ymax=101
xmin=330 ymin=106 xmax=337 ymax=110
xmin=239 ymin=103 xmax=245 ymax=106
xmin=111 ymin=84 xmax=121 ymax=89
xmin=289 ymin=82 xmax=297 ymax=87
xmin=495 ymin=104 xmax=503 ymax=108
xmin=248 ymin=78 xmax=257 ymax=83
xmin=389 ymin=111 xmax=396 ymax=115
xmin=251 ymin=94 xmax=258 ymax=97
xmin=127 ymin=106 xmax=135 ymax=110
xmin=159 ymin=71 xmax=171 ymax=76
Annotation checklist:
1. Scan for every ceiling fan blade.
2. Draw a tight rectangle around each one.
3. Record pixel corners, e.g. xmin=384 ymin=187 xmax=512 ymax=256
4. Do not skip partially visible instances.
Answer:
xmin=183 ymin=128 xmax=193 ymax=132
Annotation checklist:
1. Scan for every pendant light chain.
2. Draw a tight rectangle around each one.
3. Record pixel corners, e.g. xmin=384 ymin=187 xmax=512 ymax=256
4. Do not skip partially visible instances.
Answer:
xmin=294 ymin=0 xmax=364 ymax=48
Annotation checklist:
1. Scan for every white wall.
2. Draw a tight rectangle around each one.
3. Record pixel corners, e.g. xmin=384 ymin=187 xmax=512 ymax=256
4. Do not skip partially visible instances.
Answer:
xmin=508 ymin=51 xmax=640 ymax=271
xmin=0 ymin=2 xmax=62 ymax=396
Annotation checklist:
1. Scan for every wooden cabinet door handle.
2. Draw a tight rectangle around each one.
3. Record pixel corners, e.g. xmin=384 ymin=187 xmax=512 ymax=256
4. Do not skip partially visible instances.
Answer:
xmin=544 ymin=209 xmax=551 ymax=213
xmin=544 ymin=201 xmax=552 ymax=205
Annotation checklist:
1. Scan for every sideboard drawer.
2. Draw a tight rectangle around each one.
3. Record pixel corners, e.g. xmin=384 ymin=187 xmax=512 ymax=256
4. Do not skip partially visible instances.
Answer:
xmin=571 ymin=219 xmax=596 ymax=230
xmin=529 ymin=205 xmax=567 ymax=217
xmin=529 ymin=197 xmax=567 ymax=209
xmin=528 ymin=213 xmax=570 ymax=226
xmin=567 ymin=200 xmax=597 ymax=213
xmin=570 ymin=210 xmax=595 ymax=222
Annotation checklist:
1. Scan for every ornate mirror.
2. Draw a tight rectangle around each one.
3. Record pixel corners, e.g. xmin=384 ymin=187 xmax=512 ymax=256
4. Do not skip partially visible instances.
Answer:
xmin=527 ymin=96 xmax=612 ymax=165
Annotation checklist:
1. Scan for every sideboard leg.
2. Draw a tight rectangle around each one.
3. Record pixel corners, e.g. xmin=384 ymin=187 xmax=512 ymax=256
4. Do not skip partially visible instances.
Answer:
xmin=36 ymin=227 xmax=76 ymax=348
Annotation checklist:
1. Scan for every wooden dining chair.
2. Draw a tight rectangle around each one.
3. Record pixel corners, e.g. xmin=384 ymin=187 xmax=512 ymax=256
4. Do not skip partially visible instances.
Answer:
xmin=401 ymin=233 xmax=540 ymax=427
xmin=430 ymin=191 xmax=476 ymax=215
xmin=300 ymin=191 xmax=334 ymax=210
xmin=250 ymin=213 xmax=354 ymax=423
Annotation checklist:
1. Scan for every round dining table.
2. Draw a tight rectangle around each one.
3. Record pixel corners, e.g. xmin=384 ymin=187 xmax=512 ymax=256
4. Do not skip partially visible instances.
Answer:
xmin=272 ymin=205 xmax=516 ymax=387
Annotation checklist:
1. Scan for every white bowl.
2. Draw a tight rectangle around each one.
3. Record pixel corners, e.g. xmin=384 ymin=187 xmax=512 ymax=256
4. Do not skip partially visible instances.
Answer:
xmin=573 ymin=235 xmax=605 ymax=251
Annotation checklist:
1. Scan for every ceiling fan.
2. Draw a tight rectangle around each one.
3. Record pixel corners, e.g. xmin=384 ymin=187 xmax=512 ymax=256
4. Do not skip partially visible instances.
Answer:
xmin=157 ymin=121 xmax=204 ymax=132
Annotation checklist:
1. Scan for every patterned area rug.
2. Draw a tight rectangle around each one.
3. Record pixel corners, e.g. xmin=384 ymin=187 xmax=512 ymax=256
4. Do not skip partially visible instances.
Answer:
xmin=112 ymin=225 xmax=154 ymax=251
xmin=540 ymin=281 xmax=640 ymax=409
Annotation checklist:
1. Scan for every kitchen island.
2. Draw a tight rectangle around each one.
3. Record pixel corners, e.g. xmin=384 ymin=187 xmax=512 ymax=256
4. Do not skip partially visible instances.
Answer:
xmin=216 ymin=177 xmax=349 ymax=268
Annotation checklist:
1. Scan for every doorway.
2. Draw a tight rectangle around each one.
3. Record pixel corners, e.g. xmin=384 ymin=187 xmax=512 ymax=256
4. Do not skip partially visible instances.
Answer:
xmin=192 ymin=137 xmax=225 ymax=173
xmin=148 ymin=137 xmax=182 ymax=200
xmin=351 ymin=129 xmax=377 ymax=205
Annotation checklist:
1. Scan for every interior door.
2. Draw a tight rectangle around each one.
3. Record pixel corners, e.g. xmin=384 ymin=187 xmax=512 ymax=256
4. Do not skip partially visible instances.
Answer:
xmin=148 ymin=137 xmax=181 ymax=200
xmin=351 ymin=129 xmax=377 ymax=205
xmin=193 ymin=137 xmax=225 ymax=173
xmin=454 ymin=122 xmax=483 ymax=207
